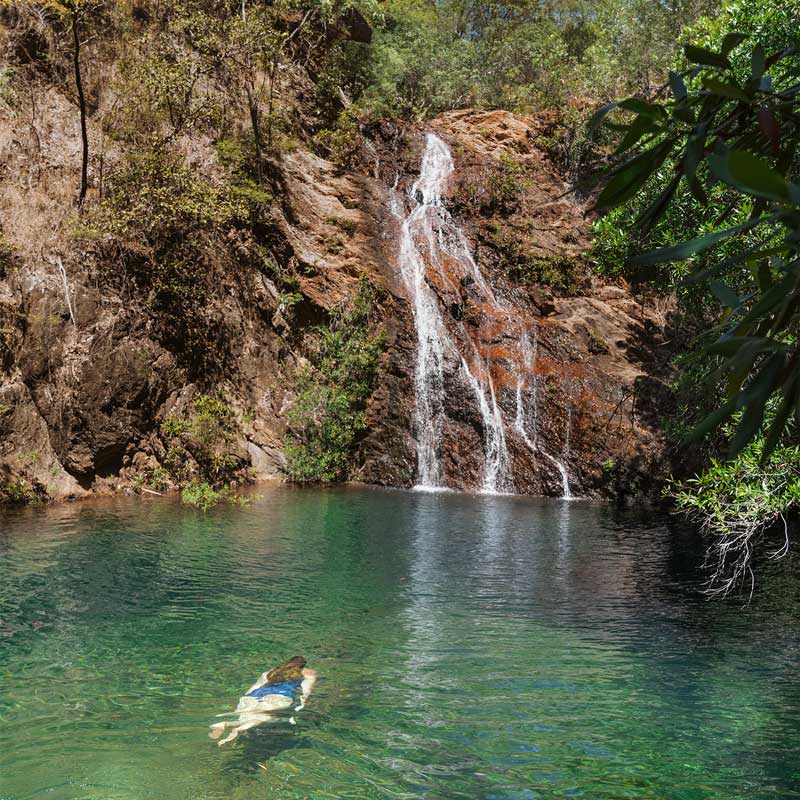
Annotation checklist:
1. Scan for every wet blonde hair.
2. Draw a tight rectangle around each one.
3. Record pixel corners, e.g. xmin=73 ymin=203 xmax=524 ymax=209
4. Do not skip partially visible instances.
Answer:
xmin=265 ymin=655 xmax=306 ymax=684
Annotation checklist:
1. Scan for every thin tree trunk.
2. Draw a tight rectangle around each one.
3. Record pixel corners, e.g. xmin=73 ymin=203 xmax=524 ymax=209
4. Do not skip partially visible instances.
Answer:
xmin=72 ymin=8 xmax=89 ymax=209
xmin=246 ymin=85 xmax=263 ymax=183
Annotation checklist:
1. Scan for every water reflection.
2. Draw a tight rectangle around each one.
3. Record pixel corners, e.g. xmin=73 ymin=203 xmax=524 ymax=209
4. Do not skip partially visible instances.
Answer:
xmin=1 ymin=488 xmax=800 ymax=799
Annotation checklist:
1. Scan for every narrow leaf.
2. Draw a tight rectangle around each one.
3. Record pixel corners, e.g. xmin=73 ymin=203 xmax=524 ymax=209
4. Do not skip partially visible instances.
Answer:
xmin=668 ymin=70 xmax=687 ymax=101
xmin=751 ymin=43 xmax=766 ymax=79
xmin=758 ymin=107 xmax=781 ymax=155
xmin=588 ymin=101 xmax=622 ymax=135
xmin=684 ymin=44 xmax=731 ymax=69
xmin=702 ymin=77 xmax=750 ymax=102
xmin=710 ymin=280 xmax=741 ymax=310
xmin=721 ymin=32 xmax=748 ymax=56
xmin=709 ymin=150 xmax=791 ymax=202
xmin=628 ymin=217 xmax=763 ymax=267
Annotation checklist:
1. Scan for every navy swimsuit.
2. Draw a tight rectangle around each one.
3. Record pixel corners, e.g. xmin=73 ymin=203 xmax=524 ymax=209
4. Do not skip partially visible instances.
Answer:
xmin=246 ymin=678 xmax=303 ymax=701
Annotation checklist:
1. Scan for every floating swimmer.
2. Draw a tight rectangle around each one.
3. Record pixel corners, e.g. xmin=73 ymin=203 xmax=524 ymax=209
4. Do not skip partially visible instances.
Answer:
xmin=209 ymin=655 xmax=317 ymax=746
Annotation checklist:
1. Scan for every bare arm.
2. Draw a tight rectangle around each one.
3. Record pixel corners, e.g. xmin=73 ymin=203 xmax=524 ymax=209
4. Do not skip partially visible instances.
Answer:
xmin=295 ymin=668 xmax=317 ymax=710
xmin=245 ymin=671 xmax=271 ymax=695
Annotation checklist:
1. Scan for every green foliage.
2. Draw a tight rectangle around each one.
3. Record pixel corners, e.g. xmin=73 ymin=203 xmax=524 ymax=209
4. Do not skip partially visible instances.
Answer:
xmin=485 ymin=153 xmax=528 ymax=213
xmin=82 ymin=150 xmax=250 ymax=244
xmin=0 ymin=231 xmax=14 ymax=278
xmin=160 ymin=392 xmax=243 ymax=497
xmin=593 ymin=23 xmax=800 ymax=460
xmin=0 ymin=65 xmax=15 ymax=107
xmin=351 ymin=0 xmax=716 ymax=120
xmin=132 ymin=465 xmax=170 ymax=494
xmin=181 ymin=479 xmax=224 ymax=511
xmin=0 ymin=478 xmax=41 ymax=505
xmin=671 ymin=408 xmax=800 ymax=596
xmin=315 ymin=107 xmax=362 ymax=169
xmin=490 ymin=225 xmax=580 ymax=294
xmin=285 ymin=279 xmax=384 ymax=482
xmin=586 ymin=329 xmax=610 ymax=355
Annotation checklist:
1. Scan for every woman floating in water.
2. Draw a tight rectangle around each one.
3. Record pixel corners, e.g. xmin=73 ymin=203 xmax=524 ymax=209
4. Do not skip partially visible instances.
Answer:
xmin=209 ymin=655 xmax=317 ymax=746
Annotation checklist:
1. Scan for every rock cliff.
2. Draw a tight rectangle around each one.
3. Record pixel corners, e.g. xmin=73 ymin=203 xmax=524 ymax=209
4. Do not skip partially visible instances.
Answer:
xmin=0 ymin=96 xmax=674 ymax=502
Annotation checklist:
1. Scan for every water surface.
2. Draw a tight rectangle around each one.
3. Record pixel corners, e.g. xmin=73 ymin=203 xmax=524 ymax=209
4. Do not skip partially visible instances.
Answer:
xmin=1 ymin=487 xmax=799 ymax=799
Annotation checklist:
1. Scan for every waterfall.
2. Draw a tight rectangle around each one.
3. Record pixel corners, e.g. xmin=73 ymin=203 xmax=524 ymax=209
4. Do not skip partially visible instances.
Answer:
xmin=394 ymin=133 xmax=512 ymax=493
xmin=514 ymin=331 xmax=573 ymax=500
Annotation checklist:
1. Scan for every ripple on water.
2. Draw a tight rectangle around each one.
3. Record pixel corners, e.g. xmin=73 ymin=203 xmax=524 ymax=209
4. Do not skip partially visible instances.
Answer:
xmin=1 ymin=488 xmax=800 ymax=800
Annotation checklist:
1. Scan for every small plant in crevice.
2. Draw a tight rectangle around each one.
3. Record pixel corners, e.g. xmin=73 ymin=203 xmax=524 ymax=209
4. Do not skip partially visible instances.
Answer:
xmin=0 ymin=477 xmax=44 ymax=505
xmin=490 ymin=223 xmax=581 ymax=294
xmin=285 ymin=278 xmax=385 ymax=483
xmin=485 ymin=152 xmax=529 ymax=213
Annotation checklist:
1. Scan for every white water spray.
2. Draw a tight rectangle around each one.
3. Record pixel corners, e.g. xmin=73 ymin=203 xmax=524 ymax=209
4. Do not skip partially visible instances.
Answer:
xmin=513 ymin=330 xmax=573 ymax=499
xmin=394 ymin=133 xmax=512 ymax=493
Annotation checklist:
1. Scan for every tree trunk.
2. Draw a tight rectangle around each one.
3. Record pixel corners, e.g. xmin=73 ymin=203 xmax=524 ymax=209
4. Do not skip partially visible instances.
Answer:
xmin=72 ymin=8 xmax=89 ymax=209
xmin=246 ymin=85 xmax=263 ymax=183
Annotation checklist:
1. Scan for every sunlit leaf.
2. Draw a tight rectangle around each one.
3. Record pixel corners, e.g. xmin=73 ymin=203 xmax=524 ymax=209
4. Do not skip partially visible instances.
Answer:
xmin=709 ymin=150 xmax=791 ymax=202
xmin=628 ymin=217 xmax=764 ymax=266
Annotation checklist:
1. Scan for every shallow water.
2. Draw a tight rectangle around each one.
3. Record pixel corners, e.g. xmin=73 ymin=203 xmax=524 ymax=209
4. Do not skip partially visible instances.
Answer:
xmin=1 ymin=487 xmax=799 ymax=799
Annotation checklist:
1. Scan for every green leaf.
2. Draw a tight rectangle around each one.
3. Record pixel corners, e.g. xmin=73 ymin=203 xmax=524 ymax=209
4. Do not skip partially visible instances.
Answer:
xmin=635 ymin=173 xmax=681 ymax=234
xmin=684 ymin=44 xmax=731 ymax=69
xmin=709 ymin=150 xmax=791 ymax=202
xmin=762 ymin=382 xmax=795 ymax=460
xmin=729 ymin=353 xmax=785 ymax=456
xmin=596 ymin=141 xmax=672 ymax=209
xmin=751 ymin=43 xmax=766 ymax=80
xmin=614 ymin=115 xmax=661 ymax=154
xmin=628 ymin=217 xmax=764 ymax=267
xmin=619 ymin=98 xmax=665 ymax=121
xmin=685 ymin=398 xmax=737 ymax=444
xmin=668 ymin=70 xmax=687 ymax=101
xmin=706 ymin=336 xmax=770 ymax=358
xmin=721 ymin=32 xmax=748 ymax=56
xmin=710 ymin=280 xmax=741 ymax=310
xmin=702 ymin=77 xmax=750 ymax=103
xmin=588 ymin=101 xmax=622 ymax=135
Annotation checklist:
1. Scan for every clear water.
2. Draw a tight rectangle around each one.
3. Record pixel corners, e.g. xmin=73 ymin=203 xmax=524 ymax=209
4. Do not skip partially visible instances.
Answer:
xmin=2 ymin=487 xmax=800 ymax=800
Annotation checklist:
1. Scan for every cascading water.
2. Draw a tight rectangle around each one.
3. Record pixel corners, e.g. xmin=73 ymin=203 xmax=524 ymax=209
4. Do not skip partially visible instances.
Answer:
xmin=394 ymin=133 xmax=512 ymax=493
xmin=393 ymin=132 xmax=573 ymax=498
xmin=514 ymin=331 xmax=573 ymax=499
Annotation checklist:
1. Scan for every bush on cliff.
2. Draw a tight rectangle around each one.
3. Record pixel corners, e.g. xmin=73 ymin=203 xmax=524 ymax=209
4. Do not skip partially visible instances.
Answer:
xmin=286 ymin=279 xmax=385 ymax=483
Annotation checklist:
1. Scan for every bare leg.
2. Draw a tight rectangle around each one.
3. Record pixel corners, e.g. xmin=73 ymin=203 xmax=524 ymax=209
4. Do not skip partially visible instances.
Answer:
xmin=209 ymin=721 xmax=234 ymax=740
xmin=217 ymin=713 xmax=277 ymax=746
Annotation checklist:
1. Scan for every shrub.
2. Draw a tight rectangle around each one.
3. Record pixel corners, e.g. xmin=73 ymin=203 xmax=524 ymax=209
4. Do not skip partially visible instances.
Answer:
xmin=315 ymin=108 xmax=362 ymax=169
xmin=0 ymin=478 xmax=42 ymax=505
xmin=485 ymin=152 xmax=528 ymax=212
xmin=181 ymin=479 xmax=225 ymax=511
xmin=159 ymin=392 xmax=245 ymax=504
xmin=285 ymin=278 xmax=385 ymax=482
xmin=671 ymin=415 xmax=800 ymax=598
xmin=490 ymin=224 xmax=581 ymax=293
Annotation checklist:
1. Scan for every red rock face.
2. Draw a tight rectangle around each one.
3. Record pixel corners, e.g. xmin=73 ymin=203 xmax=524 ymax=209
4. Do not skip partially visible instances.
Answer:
xmin=357 ymin=111 xmax=676 ymax=500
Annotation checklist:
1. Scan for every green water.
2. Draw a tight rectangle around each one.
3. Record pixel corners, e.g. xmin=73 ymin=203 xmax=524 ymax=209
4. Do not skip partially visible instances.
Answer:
xmin=1 ymin=487 xmax=799 ymax=800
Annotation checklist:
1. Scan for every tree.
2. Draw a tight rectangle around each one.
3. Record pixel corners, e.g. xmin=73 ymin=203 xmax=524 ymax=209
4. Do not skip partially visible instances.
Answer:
xmin=592 ymin=7 xmax=800 ymax=594
xmin=592 ymin=35 xmax=800 ymax=459
xmin=4 ymin=0 xmax=101 ymax=206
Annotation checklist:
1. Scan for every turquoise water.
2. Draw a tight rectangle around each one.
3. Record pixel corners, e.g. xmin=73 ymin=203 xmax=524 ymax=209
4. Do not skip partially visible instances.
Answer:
xmin=1 ymin=487 xmax=799 ymax=799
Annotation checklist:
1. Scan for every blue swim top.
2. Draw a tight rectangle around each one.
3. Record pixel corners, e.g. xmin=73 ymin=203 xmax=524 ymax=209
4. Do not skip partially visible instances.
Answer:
xmin=246 ymin=679 xmax=303 ymax=700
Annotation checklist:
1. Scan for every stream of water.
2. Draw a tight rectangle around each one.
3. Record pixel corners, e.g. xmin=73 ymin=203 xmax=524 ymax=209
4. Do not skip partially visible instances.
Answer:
xmin=2 ymin=488 xmax=800 ymax=800
xmin=394 ymin=133 xmax=572 ymax=496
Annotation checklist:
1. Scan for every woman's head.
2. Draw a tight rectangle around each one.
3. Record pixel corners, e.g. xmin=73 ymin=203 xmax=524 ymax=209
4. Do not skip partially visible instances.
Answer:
xmin=265 ymin=655 xmax=307 ymax=684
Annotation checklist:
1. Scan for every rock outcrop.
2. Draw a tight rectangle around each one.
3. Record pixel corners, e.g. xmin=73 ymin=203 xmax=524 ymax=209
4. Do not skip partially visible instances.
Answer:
xmin=0 ymin=100 xmax=675 ymax=503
